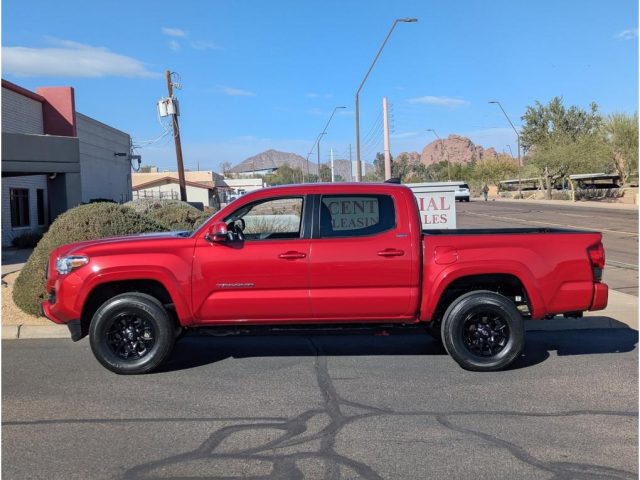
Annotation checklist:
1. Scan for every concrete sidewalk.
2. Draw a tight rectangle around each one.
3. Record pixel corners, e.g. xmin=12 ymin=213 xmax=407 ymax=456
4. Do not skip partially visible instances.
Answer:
xmin=487 ymin=196 xmax=638 ymax=211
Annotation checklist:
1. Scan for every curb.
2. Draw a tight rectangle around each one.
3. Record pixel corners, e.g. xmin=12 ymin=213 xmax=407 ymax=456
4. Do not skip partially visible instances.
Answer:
xmin=489 ymin=197 xmax=638 ymax=211
xmin=2 ymin=324 xmax=71 ymax=340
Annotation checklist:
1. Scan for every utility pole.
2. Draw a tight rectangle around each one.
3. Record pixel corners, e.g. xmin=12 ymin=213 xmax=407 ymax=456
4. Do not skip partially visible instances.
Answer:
xmin=331 ymin=148 xmax=335 ymax=182
xmin=166 ymin=70 xmax=187 ymax=202
xmin=383 ymin=97 xmax=392 ymax=180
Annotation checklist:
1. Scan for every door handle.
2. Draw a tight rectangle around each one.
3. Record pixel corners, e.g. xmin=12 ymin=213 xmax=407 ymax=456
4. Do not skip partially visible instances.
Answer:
xmin=377 ymin=249 xmax=405 ymax=257
xmin=279 ymin=251 xmax=307 ymax=260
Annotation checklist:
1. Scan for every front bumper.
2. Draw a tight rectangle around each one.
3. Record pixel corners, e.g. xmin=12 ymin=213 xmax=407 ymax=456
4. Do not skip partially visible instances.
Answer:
xmin=41 ymin=300 xmax=84 ymax=342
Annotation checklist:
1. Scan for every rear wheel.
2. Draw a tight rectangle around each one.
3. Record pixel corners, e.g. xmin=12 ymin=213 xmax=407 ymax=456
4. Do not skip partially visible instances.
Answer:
xmin=89 ymin=293 xmax=175 ymax=375
xmin=441 ymin=290 xmax=524 ymax=371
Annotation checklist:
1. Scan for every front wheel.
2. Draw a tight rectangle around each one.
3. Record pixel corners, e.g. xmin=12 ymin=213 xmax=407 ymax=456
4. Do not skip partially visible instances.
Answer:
xmin=441 ymin=291 xmax=524 ymax=371
xmin=89 ymin=293 xmax=175 ymax=374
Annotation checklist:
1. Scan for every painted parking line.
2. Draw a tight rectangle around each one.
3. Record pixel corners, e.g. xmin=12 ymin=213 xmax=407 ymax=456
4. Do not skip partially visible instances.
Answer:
xmin=463 ymin=211 xmax=638 ymax=236
xmin=607 ymin=260 xmax=639 ymax=271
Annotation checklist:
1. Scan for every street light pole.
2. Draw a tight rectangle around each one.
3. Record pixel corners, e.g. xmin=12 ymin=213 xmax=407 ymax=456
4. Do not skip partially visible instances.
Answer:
xmin=427 ymin=129 xmax=450 ymax=181
xmin=318 ymin=106 xmax=346 ymax=177
xmin=506 ymin=144 xmax=514 ymax=158
xmin=488 ymin=101 xmax=521 ymax=168
xmin=355 ymin=17 xmax=417 ymax=182
xmin=489 ymin=100 xmax=522 ymax=197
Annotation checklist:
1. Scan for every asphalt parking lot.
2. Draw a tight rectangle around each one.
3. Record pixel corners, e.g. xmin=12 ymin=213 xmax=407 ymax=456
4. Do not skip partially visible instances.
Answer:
xmin=2 ymin=327 xmax=637 ymax=479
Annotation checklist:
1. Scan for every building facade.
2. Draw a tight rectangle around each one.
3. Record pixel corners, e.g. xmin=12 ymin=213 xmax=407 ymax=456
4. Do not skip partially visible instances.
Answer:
xmin=1 ymin=80 xmax=133 ymax=246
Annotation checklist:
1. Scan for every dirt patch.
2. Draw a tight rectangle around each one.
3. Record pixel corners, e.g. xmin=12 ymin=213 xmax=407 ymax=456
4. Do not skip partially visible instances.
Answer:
xmin=2 ymin=271 xmax=51 ymax=326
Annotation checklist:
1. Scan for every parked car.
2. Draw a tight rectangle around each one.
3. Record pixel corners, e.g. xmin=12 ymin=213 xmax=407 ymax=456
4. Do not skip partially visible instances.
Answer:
xmin=42 ymin=183 xmax=607 ymax=374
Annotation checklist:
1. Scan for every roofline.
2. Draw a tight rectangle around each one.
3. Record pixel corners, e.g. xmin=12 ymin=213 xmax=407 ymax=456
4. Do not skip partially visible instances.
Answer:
xmin=2 ymin=79 xmax=45 ymax=103
xmin=133 ymin=176 xmax=216 ymax=191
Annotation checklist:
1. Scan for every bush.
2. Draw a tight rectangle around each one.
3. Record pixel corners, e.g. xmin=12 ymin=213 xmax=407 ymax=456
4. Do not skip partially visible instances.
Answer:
xmin=11 ymin=231 xmax=43 ymax=248
xmin=124 ymin=199 xmax=209 ymax=231
xmin=13 ymin=203 xmax=168 ymax=316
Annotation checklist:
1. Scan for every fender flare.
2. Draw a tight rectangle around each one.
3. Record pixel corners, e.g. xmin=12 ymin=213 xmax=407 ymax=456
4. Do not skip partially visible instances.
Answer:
xmin=420 ymin=261 xmax=545 ymax=321
xmin=74 ymin=266 xmax=194 ymax=325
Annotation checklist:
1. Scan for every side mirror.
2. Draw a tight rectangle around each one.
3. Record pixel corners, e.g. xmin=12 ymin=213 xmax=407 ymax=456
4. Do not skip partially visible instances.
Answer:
xmin=205 ymin=222 xmax=229 ymax=243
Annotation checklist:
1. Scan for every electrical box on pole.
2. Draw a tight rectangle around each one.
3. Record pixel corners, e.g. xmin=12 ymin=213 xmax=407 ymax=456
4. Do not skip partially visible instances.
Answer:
xmin=157 ymin=97 xmax=180 ymax=117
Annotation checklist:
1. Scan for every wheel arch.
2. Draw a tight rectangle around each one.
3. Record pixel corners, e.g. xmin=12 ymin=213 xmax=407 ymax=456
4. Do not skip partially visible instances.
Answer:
xmin=424 ymin=272 xmax=537 ymax=324
xmin=80 ymin=280 xmax=183 ymax=340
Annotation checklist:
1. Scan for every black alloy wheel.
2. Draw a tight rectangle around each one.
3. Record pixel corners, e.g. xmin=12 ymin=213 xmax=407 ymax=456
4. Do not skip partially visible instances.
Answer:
xmin=106 ymin=312 xmax=156 ymax=360
xmin=89 ymin=293 xmax=175 ymax=375
xmin=441 ymin=290 xmax=524 ymax=371
xmin=461 ymin=310 xmax=509 ymax=357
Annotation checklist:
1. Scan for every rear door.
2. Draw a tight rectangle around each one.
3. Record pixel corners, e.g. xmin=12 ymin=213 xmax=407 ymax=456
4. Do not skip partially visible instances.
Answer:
xmin=308 ymin=192 xmax=416 ymax=321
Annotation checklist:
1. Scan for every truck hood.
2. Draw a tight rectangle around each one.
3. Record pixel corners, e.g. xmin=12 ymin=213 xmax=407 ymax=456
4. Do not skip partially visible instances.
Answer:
xmin=56 ymin=231 xmax=191 ymax=257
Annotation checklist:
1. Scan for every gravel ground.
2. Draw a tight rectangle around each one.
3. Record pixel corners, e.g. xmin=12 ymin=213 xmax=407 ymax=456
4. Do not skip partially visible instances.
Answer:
xmin=1 ymin=272 xmax=50 ymax=327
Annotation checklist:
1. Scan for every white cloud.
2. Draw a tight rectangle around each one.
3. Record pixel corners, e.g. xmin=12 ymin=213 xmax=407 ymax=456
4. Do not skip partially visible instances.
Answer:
xmin=220 ymin=86 xmax=255 ymax=97
xmin=408 ymin=96 xmax=469 ymax=108
xmin=168 ymin=40 xmax=181 ymax=52
xmin=2 ymin=40 xmax=158 ymax=78
xmin=616 ymin=29 xmax=638 ymax=40
xmin=307 ymin=92 xmax=333 ymax=99
xmin=162 ymin=27 xmax=187 ymax=37
xmin=391 ymin=131 xmax=419 ymax=139
xmin=191 ymin=40 xmax=222 ymax=51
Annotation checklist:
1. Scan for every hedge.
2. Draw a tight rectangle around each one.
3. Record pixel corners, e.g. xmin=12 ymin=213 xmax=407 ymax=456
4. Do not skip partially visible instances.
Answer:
xmin=13 ymin=203 xmax=168 ymax=316
xmin=123 ymin=199 xmax=211 ymax=231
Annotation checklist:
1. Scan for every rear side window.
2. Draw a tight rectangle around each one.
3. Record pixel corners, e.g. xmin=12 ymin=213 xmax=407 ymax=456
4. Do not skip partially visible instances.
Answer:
xmin=319 ymin=195 xmax=395 ymax=238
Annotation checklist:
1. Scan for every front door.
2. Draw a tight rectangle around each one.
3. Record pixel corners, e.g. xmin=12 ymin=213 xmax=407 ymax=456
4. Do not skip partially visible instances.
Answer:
xmin=192 ymin=196 xmax=312 ymax=323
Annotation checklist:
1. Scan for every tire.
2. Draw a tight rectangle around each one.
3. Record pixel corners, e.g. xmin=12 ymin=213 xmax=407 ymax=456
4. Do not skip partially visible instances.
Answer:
xmin=89 ymin=293 xmax=175 ymax=375
xmin=441 ymin=290 xmax=524 ymax=372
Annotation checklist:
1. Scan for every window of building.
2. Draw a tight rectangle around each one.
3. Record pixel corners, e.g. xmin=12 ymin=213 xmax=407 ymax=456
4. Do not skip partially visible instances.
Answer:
xmin=319 ymin=195 xmax=395 ymax=238
xmin=225 ymin=197 xmax=304 ymax=240
xmin=37 ymin=189 xmax=45 ymax=226
xmin=10 ymin=188 xmax=30 ymax=228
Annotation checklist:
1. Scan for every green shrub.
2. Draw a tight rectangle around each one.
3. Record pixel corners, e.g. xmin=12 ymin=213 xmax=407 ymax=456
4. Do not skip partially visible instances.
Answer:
xmin=13 ymin=203 xmax=168 ymax=316
xmin=124 ymin=199 xmax=209 ymax=231
xmin=11 ymin=231 xmax=43 ymax=248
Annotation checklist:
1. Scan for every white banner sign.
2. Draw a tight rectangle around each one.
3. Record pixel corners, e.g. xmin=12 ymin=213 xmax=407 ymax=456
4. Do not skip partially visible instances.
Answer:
xmin=408 ymin=187 xmax=456 ymax=229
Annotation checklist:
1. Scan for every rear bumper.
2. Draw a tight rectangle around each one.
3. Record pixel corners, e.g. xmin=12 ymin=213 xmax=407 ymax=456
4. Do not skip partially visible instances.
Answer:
xmin=590 ymin=283 xmax=608 ymax=311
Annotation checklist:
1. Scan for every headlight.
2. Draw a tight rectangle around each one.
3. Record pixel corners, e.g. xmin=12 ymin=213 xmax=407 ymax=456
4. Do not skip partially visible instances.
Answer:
xmin=55 ymin=256 xmax=89 ymax=275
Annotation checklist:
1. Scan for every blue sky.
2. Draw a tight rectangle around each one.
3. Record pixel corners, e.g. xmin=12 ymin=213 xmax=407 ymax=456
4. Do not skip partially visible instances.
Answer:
xmin=3 ymin=0 xmax=638 ymax=172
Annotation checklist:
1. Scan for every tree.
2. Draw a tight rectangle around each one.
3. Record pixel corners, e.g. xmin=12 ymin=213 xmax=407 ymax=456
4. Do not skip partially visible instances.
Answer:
xmin=605 ymin=113 xmax=638 ymax=185
xmin=267 ymin=164 xmax=305 ymax=185
xmin=138 ymin=164 xmax=157 ymax=173
xmin=520 ymin=97 xmax=603 ymax=153
xmin=220 ymin=161 xmax=232 ymax=175
xmin=520 ymin=97 xmax=607 ymax=198
xmin=318 ymin=164 xmax=331 ymax=182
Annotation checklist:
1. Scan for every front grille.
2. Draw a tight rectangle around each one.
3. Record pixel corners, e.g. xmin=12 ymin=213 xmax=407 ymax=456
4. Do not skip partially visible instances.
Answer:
xmin=49 ymin=289 xmax=56 ymax=305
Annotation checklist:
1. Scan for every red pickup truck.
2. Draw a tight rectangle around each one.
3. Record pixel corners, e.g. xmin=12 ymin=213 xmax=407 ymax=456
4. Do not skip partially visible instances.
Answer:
xmin=42 ymin=183 xmax=608 ymax=374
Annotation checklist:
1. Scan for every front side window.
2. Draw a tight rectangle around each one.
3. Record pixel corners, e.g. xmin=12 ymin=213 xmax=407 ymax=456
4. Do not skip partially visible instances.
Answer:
xmin=225 ymin=197 xmax=303 ymax=240
xmin=10 ymin=188 xmax=30 ymax=228
xmin=319 ymin=195 xmax=395 ymax=238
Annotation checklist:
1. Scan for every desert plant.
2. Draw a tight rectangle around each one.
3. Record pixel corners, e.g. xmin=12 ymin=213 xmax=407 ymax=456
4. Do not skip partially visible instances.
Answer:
xmin=123 ymin=199 xmax=210 ymax=230
xmin=13 ymin=203 xmax=168 ymax=316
